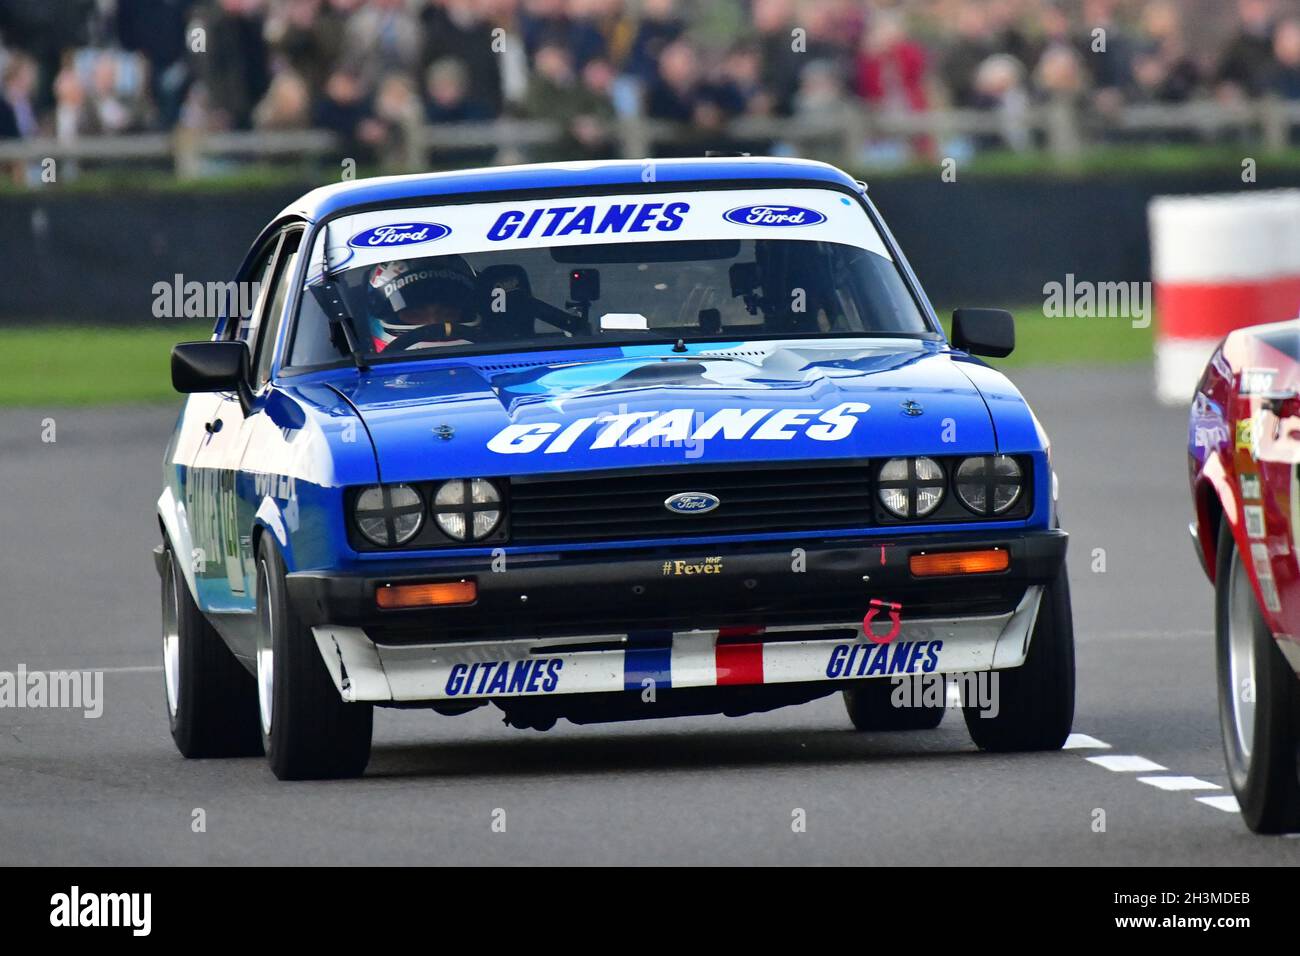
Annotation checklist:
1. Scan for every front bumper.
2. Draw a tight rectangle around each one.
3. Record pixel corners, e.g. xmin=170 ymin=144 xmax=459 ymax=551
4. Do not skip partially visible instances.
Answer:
xmin=291 ymin=528 xmax=1066 ymax=704
xmin=287 ymin=528 xmax=1066 ymax=638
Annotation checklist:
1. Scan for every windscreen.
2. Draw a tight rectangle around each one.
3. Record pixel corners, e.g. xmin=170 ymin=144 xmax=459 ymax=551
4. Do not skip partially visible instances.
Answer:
xmin=287 ymin=187 xmax=931 ymax=368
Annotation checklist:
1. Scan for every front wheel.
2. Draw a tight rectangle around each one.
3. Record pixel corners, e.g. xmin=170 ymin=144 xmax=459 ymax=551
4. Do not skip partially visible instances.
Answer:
xmin=963 ymin=562 xmax=1075 ymax=752
xmin=1215 ymin=524 xmax=1300 ymax=833
xmin=257 ymin=539 xmax=373 ymax=780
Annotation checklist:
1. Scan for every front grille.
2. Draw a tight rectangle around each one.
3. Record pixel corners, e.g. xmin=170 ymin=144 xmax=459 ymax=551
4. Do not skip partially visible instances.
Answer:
xmin=509 ymin=461 xmax=873 ymax=544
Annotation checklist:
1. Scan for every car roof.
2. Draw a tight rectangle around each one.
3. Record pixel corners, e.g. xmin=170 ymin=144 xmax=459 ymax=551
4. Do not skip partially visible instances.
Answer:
xmin=277 ymin=157 xmax=864 ymax=223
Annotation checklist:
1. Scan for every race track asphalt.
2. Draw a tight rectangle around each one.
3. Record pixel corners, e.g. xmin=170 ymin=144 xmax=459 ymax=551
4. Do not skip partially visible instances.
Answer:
xmin=2 ymin=366 xmax=1298 ymax=865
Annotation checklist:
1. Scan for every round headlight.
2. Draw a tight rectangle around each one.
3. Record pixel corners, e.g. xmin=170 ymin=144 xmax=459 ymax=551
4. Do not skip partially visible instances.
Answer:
xmin=433 ymin=479 xmax=502 ymax=541
xmin=354 ymin=484 xmax=424 ymax=547
xmin=955 ymin=455 xmax=1023 ymax=515
xmin=877 ymin=457 xmax=945 ymax=518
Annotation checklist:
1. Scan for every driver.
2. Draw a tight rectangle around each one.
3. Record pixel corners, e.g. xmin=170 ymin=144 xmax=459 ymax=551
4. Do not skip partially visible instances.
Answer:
xmin=367 ymin=255 xmax=480 ymax=351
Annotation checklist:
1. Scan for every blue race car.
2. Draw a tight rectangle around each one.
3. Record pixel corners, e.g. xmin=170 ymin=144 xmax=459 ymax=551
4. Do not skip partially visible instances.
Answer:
xmin=158 ymin=157 xmax=1073 ymax=779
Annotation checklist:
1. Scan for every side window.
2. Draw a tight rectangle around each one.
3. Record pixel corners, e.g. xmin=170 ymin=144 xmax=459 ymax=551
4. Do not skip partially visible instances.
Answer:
xmin=226 ymin=238 xmax=281 ymax=345
xmin=252 ymin=230 xmax=303 ymax=387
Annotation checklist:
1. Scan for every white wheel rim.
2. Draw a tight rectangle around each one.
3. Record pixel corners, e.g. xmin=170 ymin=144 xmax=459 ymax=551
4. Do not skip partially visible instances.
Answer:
xmin=256 ymin=562 xmax=275 ymax=737
xmin=162 ymin=556 xmax=181 ymax=717
xmin=1227 ymin=551 xmax=1259 ymax=767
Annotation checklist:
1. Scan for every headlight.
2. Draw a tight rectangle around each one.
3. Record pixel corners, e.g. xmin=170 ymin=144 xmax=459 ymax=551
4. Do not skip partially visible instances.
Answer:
xmin=433 ymin=479 xmax=503 ymax=541
xmin=955 ymin=455 xmax=1023 ymax=515
xmin=877 ymin=457 xmax=945 ymax=518
xmin=353 ymin=484 xmax=424 ymax=547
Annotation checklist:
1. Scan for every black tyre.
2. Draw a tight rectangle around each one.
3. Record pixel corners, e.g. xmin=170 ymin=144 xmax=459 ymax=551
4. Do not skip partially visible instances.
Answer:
xmin=843 ymin=677 xmax=945 ymax=731
xmin=1215 ymin=524 xmax=1300 ymax=833
xmin=256 ymin=539 xmax=372 ymax=780
xmin=963 ymin=561 xmax=1075 ymax=751
xmin=160 ymin=542 xmax=263 ymax=758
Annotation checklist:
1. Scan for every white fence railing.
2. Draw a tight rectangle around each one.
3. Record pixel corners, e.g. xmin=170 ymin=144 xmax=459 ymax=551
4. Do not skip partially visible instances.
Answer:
xmin=0 ymin=98 xmax=1298 ymax=180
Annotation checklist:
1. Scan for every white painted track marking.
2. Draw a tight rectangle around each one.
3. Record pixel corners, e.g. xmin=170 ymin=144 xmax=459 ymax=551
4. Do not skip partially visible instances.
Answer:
xmin=1068 ymin=737 xmax=1240 ymax=816
xmin=1137 ymin=776 xmax=1221 ymax=791
xmin=1087 ymin=754 xmax=1168 ymax=772
xmin=1196 ymin=795 xmax=1242 ymax=812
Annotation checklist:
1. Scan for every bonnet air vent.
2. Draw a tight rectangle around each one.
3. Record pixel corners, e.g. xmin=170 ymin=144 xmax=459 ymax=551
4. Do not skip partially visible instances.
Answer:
xmin=476 ymin=361 xmax=552 ymax=373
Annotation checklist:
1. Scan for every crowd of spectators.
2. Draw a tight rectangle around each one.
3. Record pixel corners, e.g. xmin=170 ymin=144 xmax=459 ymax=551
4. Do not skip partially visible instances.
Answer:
xmin=2 ymin=0 xmax=1300 ymax=169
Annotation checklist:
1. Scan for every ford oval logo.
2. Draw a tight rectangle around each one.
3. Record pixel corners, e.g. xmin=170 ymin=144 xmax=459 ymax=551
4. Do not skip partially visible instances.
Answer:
xmin=664 ymin=492 xmax=721 ymax=515
xmin=348 ymin=222 xmax=451 ymax=249
xmin=723 ymin=204 xmax=827 ymax=227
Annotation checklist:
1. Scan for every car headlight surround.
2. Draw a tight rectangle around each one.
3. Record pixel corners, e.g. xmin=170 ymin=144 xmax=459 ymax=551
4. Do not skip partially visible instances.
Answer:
xmin=877 ymin=457 xmax=946 ymax=518
xmin=353 ymin=483 xmax=425 ymax=547
xmin=433 ymin=478 xmax=503 ymax=541
xmin=955 ymin=455 xmax=1024 ymax=516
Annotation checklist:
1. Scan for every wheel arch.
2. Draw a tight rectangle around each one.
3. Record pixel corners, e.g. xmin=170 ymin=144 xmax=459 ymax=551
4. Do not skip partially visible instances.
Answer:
xmin=1195 ymin=450 xmax=1239 ymax=586
xmin=157 ymin=486 xmax=201 ymax=603
xmin=252 ymin=496 xmax=295 ymax=570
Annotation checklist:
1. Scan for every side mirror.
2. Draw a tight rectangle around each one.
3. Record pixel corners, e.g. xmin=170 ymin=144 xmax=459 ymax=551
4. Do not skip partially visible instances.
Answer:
xmin=951 ymin=308 xmax=1015 ymax=358
xmin=172 ymin=340 xmax=252 ymax=411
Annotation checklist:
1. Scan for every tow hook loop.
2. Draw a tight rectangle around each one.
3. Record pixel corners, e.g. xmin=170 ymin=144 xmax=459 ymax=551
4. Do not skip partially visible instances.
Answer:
xmin=864 ymin=599 xmax=902 ymax=644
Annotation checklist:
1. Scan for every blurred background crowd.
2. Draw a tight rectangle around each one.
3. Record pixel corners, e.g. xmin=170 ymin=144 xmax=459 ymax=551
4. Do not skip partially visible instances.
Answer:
xmin=1 ymin=0 xmax=1299 ymax=170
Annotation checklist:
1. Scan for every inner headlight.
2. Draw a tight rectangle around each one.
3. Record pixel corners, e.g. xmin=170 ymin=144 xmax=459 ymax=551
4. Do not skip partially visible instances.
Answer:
xmin=877 ymin=457 xmax=945 ymax=518
xmin=354 ymin=484 xmax=424 ymax=547
xmin=955 ymin=455 xmax=1023 ymax=515
xmin=433 ymin=479 xmax=503 ymax=541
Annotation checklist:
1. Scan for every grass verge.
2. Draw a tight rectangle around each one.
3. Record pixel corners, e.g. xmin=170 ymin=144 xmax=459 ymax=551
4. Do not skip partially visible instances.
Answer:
xmin=943 ymin=307 xmax=1154 ymax=369
xmin=0 ymin=324 xmax=209 ymax=406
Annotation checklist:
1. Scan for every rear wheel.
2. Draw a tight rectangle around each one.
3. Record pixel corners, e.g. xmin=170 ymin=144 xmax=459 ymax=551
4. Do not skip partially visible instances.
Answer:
xmin=963 ymin=562 xmax=1075 ymax=752
xmin=1216 ymin=525 xmax=1300 ymax=833
xmin=843 ymin=678 xmax=945 ymax=731
xmin=257 ymin=539 xmax=372 ymax=780
xmin=160 ymin=543 xmax=262 ymax=758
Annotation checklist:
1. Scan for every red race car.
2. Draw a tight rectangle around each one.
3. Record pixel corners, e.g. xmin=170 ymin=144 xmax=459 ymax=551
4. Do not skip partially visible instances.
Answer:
xmin=1189 ymin=317 xmax=1300 ymax=832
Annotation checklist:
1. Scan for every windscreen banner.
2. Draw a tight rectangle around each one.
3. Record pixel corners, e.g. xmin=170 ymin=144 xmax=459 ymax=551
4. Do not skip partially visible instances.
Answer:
xmin=308 ymin=188 xmax=891 ymax=281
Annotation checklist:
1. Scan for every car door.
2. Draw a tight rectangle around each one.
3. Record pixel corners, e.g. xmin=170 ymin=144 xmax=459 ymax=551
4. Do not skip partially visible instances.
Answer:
xmin=187 ymin=231 xmax=289 ymax=616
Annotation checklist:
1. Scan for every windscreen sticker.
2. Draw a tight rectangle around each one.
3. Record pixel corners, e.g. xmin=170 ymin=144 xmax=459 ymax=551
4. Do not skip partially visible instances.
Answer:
xmin=486 ymin=201 xmax=688 ymax=241
xmin=348 ymin=222 xmax=451 ymax=250
xmin=312 ymin=188 xmax=890 ymax=278
xmin=723 ymin=203 xmax=827 ymax=227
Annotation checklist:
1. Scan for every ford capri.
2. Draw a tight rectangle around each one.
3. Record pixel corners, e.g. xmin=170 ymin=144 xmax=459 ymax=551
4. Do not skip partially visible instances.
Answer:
xmin=157 ymin=157 xmax=1073 ymax=779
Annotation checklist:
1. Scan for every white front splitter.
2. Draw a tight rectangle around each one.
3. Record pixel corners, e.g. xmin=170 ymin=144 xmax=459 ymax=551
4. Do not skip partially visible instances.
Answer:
xmin=313 ymin=586 xmax=1043 ymax=703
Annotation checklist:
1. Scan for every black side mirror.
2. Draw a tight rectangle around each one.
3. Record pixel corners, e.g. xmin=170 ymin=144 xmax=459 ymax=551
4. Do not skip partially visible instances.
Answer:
xmin=951 ymin=308 xmax=1015 ymax=358
xmin=172 ymin=340 xmax=252 ymax=411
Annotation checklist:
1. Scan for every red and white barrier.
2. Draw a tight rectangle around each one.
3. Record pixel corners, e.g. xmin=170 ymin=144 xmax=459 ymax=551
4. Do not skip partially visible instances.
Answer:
xmin=1150 ymin=190 xmax=1300 ymax=405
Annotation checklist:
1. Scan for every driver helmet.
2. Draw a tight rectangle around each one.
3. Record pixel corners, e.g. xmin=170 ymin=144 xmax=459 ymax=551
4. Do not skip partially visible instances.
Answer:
xmin=366 ymin=255 xmax=478 ymax=350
